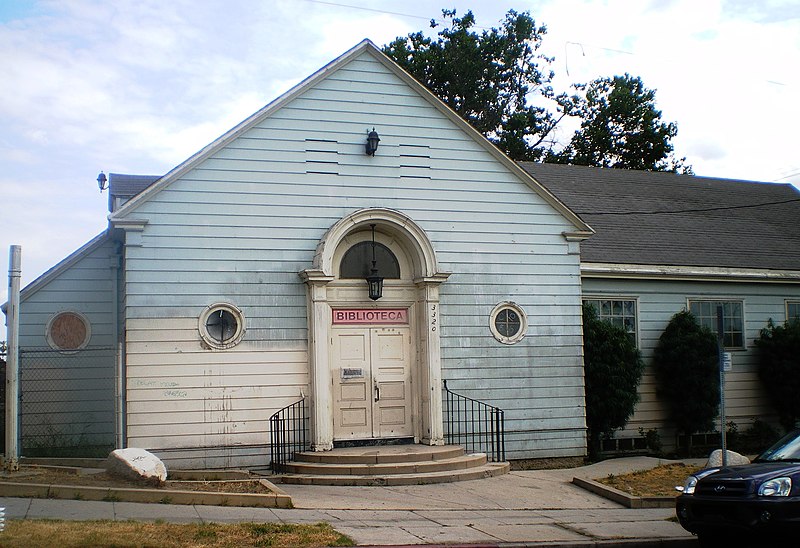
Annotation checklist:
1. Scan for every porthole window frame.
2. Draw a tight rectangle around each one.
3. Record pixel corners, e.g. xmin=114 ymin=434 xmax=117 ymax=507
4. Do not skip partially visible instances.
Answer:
xmin=489 ymin=302 xmax=528 ymax=345
xmin=199 ymin=303 xmax=246 ymax=350
xmin=46 ymin=310 xmax=92 ymax=353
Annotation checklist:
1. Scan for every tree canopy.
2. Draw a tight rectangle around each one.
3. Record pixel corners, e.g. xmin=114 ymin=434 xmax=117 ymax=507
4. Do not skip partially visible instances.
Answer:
xmin=384 ymin=9 xmax=688 ymax=171
xmin=548 ymin=74 xmax=691 ymax=172
xmin=383 ymin=9 xmax=579 ymax=161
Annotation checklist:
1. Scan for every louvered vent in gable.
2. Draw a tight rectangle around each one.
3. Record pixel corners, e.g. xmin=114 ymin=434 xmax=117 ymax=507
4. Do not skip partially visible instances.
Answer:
xmin=399 ymin=144 xmax=431 ymax=179
xmin=305 ymin=138 xmax=339 ymax=175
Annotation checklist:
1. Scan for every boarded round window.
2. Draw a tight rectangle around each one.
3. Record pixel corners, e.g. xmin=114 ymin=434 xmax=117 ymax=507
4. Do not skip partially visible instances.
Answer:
xmin=199 ymin=303 xmax=245 ymax=349
xmin=489 ymin=302 xmax=528 ymax=345
xmin=46 ymin=311 xmax=91 ymax=351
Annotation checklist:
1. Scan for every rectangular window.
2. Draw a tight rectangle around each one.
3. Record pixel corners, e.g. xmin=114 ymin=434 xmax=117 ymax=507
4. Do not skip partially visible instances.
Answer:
xmin=688 ymin=300 xmax=744 ymax=349
xmin=583 ymin=298 xmax=637 ymax=345
xmin=788 ymin=301 xmax=800 ymax=322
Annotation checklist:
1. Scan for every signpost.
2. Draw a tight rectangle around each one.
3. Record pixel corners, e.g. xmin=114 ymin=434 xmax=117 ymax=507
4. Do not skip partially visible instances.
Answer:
xmin=717 ymin=306 xmax=728 ymax=467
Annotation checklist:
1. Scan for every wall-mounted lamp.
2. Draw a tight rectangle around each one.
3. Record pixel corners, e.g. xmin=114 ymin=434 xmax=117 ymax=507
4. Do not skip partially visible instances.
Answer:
xmin=365 ymin=224 xmax=384 ymax=300
xmin=97 ymin=172 xmax=108 ymax=192
xmin=365 ymin=128 xmax=380 ymax=156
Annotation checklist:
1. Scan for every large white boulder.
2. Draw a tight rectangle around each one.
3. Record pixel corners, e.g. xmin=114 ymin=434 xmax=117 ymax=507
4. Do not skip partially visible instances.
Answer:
xmin=106 ymin=448 xmax=167 ymax=485
xmin=706 ymin=449 xmax=750 ymax=468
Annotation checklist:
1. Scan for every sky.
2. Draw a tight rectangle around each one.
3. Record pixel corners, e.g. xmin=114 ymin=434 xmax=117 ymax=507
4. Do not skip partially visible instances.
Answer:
xmin=1 ymin=0 xmax=799 ymax=305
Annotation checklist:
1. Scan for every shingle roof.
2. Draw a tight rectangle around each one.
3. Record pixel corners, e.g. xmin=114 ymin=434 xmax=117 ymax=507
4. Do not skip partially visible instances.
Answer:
xmin=520 ymin=162 xmax=800 ymax=271
xmin=109 ymin=173 xmax=160 ymax=196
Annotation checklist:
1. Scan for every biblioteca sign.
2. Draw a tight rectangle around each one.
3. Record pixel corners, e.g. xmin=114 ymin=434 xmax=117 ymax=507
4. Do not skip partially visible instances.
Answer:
xmin=332 ymin=308 xmax=409 ymax=325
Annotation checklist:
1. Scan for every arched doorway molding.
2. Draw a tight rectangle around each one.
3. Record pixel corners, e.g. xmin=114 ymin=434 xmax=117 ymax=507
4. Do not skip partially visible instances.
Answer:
xmin=300 ymin=208 xmax=450 ymax=451
xmin=311 ymin=208 xmax=440 ymax=280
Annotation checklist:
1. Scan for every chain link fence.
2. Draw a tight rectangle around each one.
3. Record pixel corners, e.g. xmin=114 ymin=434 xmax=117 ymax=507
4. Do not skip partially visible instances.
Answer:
xmin=0 ymin=341 xmax=6 ymax=455
xmin=18 ymin=346 xmax=115 ymax=458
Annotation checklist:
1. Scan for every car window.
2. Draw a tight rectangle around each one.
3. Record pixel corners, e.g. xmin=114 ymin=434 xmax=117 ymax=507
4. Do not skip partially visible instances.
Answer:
xmin=758 ymin=430 xmax=800 ymax=462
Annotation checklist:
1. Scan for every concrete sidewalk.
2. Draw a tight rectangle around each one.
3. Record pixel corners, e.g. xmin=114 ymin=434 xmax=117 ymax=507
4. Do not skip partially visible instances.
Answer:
xmin=0 ymin=456 xmax=699 ymax=546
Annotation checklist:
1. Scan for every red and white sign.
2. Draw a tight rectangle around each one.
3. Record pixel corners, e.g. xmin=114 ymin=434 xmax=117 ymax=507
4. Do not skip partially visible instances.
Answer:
xmin=332 ymin=308 xmax=409 ymax=325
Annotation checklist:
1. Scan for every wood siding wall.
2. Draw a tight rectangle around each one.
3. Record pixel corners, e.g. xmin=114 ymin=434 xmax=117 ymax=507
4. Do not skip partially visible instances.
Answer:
xmin=121 ymin=52 xmax=586 ymax=467
xmin=17 ymin=237 xmax=117 ymax=455
xmin=582 ymin=277 xmax=800 ymax=450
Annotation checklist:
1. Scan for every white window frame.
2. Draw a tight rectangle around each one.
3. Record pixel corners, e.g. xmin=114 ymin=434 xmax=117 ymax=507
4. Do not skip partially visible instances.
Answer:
xmin=687 ymin=298 xmax=746 ymax=350
xmin=199 ymin=302 xmax=246 ymax=350
xmin=582 ymin=296 xmax=640 ymax=347
xmin=489 ymin=301 xmax=528 ymax=345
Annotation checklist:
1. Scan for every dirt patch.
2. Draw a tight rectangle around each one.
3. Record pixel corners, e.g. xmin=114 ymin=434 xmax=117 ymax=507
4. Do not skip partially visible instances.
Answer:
xmin=510 ymin=456 xmax=587 ymax=470
xmin=596 ymin=463 xmax=703 ymax=497
xmin=0 ymin=466 xmax=271 ymax=494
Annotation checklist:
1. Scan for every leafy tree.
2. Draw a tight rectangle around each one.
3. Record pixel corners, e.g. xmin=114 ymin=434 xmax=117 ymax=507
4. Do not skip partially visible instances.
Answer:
xmin=582 ymin=303 xmax=645 ymax=459
xmin=547 ymin=74 xmax=691 ymax=172
xmin=653 ymin=311 xmax=719 ymax=450
xmin=755 ymin=319 xmax=800 ymax=430
xmin=383 ymin=9 xmax=580 ymax=161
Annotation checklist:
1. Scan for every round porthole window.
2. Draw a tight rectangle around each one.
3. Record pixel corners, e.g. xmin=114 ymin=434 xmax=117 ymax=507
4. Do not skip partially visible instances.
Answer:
xmin=46 ymin=311 xmax=91 ymax=352
xmin=489 ymin=302 xmax=527 ymax=345
xmin=199 ymin=303 xmax=245 ymax=349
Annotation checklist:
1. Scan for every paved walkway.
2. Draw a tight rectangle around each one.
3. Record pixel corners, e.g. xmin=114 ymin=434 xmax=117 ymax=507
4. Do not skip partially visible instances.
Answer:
xmin=1 ymin=456 xmax=700 ymax=546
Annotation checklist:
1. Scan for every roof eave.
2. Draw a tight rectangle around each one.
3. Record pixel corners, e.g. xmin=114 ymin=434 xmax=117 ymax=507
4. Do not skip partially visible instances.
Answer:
xmin=1 ymin=231 xmax=112 ymax=313
xmin=581 ymin=262 xmax=800 ymax=283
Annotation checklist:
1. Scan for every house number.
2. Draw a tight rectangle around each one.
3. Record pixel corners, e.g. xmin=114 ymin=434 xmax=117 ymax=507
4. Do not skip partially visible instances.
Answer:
xmin=431 ymin=304 xmax=437 ymax=331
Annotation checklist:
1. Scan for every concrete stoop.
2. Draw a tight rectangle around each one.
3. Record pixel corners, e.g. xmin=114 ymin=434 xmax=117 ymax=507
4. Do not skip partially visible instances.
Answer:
xmin=275 ymin=444 xmax=511 ymax=486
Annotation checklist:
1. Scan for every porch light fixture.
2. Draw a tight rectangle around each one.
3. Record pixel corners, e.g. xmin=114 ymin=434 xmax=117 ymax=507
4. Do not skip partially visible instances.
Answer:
xmin=365 ymin=128 xmax=380 ymax=156
xmin=365 ymin=224 xmax=384 ymax=300
xmin=97 ymin=172 xmax=108 ymax=192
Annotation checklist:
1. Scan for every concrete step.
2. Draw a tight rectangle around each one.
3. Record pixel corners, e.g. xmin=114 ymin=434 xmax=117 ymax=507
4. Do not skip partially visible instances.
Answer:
xmin=282 ymin=453 xmax=487 ymax=476
xmin=293 ymin=444 xmax=465 ymax=465
xmin=278 ymin=461 xmax=510 ymax=486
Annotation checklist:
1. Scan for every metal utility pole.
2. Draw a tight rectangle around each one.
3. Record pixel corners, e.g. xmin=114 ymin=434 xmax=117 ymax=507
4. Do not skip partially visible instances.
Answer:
xmin=5 ymin=246 xmax=21 ymax=471
xmin=716 ymin=305 xmax=727 ymax=467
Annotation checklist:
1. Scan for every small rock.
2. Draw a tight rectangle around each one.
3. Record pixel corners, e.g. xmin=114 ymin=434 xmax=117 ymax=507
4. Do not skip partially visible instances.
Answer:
xmin=106 ymin=448 xmax=167 ymax=486
xmin=706 ymin=449 xmax=750 ymax=468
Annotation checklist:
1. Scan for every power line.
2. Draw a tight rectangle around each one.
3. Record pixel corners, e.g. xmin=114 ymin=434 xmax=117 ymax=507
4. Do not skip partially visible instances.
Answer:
xmin=577 ymin=197 xmax=800 ymax=216
xmin=301 ymin=0 xmax=492 ymax=29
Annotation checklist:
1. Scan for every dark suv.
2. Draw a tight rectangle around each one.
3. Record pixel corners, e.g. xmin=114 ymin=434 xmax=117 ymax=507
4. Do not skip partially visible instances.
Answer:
xmin=676 ymin=429 xmax=800 ymax=546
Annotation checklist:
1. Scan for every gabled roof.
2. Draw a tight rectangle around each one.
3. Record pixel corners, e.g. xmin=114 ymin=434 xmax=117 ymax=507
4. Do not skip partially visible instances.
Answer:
xmin=108 ymin=39 xmax=591 ymax=236
xmin=1 ymin=231 xmax=110 ymax=314
xmin=521 ymin=162 xmax=800 ymax=274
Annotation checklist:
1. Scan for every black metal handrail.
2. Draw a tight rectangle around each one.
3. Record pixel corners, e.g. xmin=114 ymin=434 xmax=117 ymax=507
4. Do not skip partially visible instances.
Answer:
xmin=269 ymin=396 xmax=309 ymax=473
xmin=443 ymin=380 xmax=506 ymax=462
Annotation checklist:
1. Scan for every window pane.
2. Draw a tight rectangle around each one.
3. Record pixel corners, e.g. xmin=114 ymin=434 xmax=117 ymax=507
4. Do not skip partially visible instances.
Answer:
xmin=788 ymin=302 xmax=800 ymax=321
xmin=340 ymin=241 xmax=400 ymax=279
xmin=688 ymin=300 xmax=744 ymax=349
xmin=582 ymin=298 xmax=637 ymax=346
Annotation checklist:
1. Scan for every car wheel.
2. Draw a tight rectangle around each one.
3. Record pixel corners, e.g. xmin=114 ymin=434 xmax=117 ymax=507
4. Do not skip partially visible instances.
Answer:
xmin=697 ymin=531 xmax=733 ymax=548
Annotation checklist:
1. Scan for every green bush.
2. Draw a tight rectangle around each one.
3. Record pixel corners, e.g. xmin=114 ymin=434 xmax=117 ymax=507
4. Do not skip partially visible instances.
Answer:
xmin=727 ymin=420 xmax=782 ymax=455
xmin=653 ymin=310 xmax=719 ymax=450
xmin=755 ymin=319 xmax=800 ymax=430
xmin=583 ymin=303 xmax=645 ymax=459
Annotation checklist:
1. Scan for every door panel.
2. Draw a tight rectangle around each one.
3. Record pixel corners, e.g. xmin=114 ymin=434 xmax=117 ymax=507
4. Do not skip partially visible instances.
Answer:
xmin=332 ymin=330 xmax=372 ymax=439
xmin=332 ymin=326 xmax=412 ymax=440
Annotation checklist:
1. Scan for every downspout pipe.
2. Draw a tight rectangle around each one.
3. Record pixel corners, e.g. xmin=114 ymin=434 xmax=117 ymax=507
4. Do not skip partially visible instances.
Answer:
xmin=5 ymin=245 xmax=21 ymax=471
xmin=112 ymin=243 xmax=124 ymax=449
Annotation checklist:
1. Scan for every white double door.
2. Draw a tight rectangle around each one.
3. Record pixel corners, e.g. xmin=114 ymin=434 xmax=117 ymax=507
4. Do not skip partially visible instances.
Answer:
xmin=332 ymin=326 xmax=413 ymax=441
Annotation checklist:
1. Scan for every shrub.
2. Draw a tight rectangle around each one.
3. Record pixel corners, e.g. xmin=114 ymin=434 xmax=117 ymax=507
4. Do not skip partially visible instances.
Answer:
xmin=653 ymin=310 xmax=719 ymax=451
xmin=755 ymin=319 xmax=800 ymax=430
xmin=728 ymin=420 xmax=782 ymax=455
xmin=583 ymin=303 xmax=645 ymax=459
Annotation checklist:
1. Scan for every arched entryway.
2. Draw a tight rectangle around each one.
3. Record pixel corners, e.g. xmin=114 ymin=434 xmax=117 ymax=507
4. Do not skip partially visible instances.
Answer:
xmin=300 ymin=208 xmax=450 ymax=451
